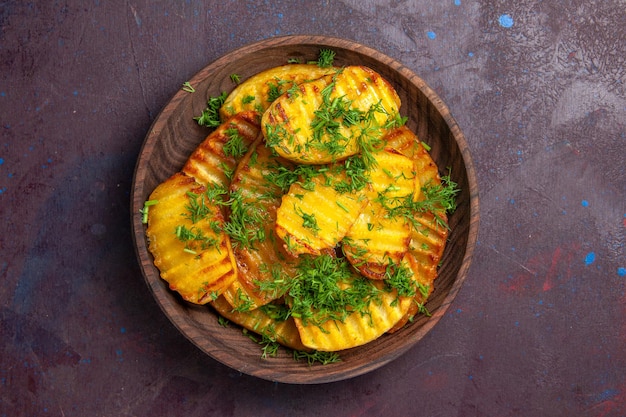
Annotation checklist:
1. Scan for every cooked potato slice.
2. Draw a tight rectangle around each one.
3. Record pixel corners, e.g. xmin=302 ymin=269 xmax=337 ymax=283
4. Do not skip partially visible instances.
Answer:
xmin=210 ymin=296 xmax=308 ymax=351
xmin=343 ymin=149 xmax=417 ymax=279
xmin=220 ymin=64 xmax=337 ymax=120
xmin=384 ymin=126 xmax=450 ymax=332
xmin=294 ymin=278 xmax=413 ymax=351
xmin=182 ymin=111 xmax=261 ymax=187
xmin=388 ymin=211 xmax=448 ymax=333
xmin=222 ymin=138 xmax=300 ymax=309
xmin=275 ymin=171 xmax=368 ymax=257
xmin=262 ymin=66 xmax=401 ymax=164
xmin=343 ymin=204 xmax=411 ymax=280
xmin=146 ymin=172 xmax=237 ymax=304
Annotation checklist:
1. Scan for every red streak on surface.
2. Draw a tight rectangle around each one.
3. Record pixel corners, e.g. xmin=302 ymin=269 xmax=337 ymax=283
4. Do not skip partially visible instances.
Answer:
xmin=500 ymin=242 xmax=580 ymax=295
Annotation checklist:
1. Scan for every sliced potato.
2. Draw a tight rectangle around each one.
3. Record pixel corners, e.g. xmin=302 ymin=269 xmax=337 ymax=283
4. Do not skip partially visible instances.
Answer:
xmin=275 ymin=171 xmax=368 ymax=257
xmin=210 ymin=296 xmax=309 ymax=351
xmin=222 ymin=138 xmax=300 ymax=309
xmin=146 ymin=172 xmax=237 ymax=304
xmin=182 ymin=110 xmax=261 ymax=188
xmin=220 ymin=64 xmax=337 ymax=120
xmin=262 ymin=66 xmax=401 ymax=164
xmin=343 ymin=149 xmax=417 ymax=279
xmin=294 ymin=278 xmax=414 ymax=351
xmin=384 ymin=126 xmax=450 ymax=332
xmin=343 ymin=204 xmax=411 ymax=280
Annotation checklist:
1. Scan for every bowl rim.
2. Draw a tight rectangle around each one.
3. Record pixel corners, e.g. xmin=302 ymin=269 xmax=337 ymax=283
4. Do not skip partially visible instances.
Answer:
xmin=131 ymin=34 xmax=480 ymax=384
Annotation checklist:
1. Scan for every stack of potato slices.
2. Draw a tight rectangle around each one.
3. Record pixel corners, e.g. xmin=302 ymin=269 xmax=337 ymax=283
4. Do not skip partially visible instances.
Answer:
xmin=144 ymin=60 xmax=454 ymax=354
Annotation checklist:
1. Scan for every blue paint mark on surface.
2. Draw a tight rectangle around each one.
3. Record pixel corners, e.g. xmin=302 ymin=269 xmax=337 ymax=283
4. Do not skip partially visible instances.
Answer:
xmin=455 ymin=0 xmax=461 ymax=5
xmin=585 ymin=252 xmax=596 ymax=265
xmin=73 ymin=90 xmax=79 ymax=96
xmin=0 ymin=158 xmax=4 ymax=165
xmin=120 ymin=327 xmax=126 ymax=334
xmin=468 ymin=51 xmax=474 ymax=57
xmin=618 ymin=267 xmax=626 ymax=277
xmin=499 ymin=14 xmax=514 ymax=28
xmin=427 ymin=31 xmax=436 ymax=39
xmin=0 ymin=91 xmax=5 ymax=97
xmin=581 ymin=200 xmax=589 ymax=207
xmin=594 ymin=388 xmax=619 ymax=403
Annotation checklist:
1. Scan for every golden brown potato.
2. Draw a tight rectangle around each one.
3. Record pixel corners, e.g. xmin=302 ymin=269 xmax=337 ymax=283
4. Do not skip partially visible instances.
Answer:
xmin=146 ymin=172 xmax=237 ymax=304
xmin=343 ymin=148 xmax=417 ymax=279
xmin=262 ymin=66 xmax=401 ymax=164
xmin=221 ymin=138 xmax=300 ymax=309
xmin=294 ymin=277 xmax=414 ymax=351
xmin=275 ymin=170 xmax=369 ymax=257
xmin=220 ymin=64 xmax=337 ymax=120
xmin=182 ymin=110 xmax=261 ymax=188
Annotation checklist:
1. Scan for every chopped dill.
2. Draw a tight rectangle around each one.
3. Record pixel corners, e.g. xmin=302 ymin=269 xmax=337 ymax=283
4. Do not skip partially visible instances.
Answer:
xmin=194 ymin=92 xmax=228 ymax=128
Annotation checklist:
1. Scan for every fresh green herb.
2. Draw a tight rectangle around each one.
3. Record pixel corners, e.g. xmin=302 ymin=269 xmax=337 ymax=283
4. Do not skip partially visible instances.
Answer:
xmin=330 ymin=155 xmax=370 ymax=193
xmin=377 ymin=170 xmax=459 ymax=230
xmin=336 ymin=201 xmax=350 ymax=213
xmin=416 ymin=301 xmax=431 ymax=317
xmin=204 ymin=182 xmax=229 ymax=202
xmin=383 ymin=260 xmax=417 ymax=298
xmin=182 ymin=81 xmax=195 ymax=93
xmin=242 ymin=329 xmax=281 ymax=359
xmin=217 ymin=316 xmax=230 ymax=327
xmin=140 ymin=199 xmax=159 ymax=224
xmin=230 ymin=73 xmax=241 ymax=84
xmin=221 ymin=190 xmax=267 ymax=250
xmin=293 ymin=349 xmax=341 ymax=365
xmin=259 ymin=302 xmax=291 ymax=322
xmin=296 ymin=206 xmax=321 ymax=234
xmin=310 ymin=48 xmax=336 ymax=68
xmin=194 ymin=92 xmax=228 ymax=128
xmin=267 ymin=78 xmax=292 ymax=102
xmin=257 ymin=254 xmax=384 ymax=329
xmin=174 ymin=224 xmax=219 ymax=253
xmin=287 ymin=58 xmax=301 ymax=64
xmin=183 ymin=192 xmax=211 ymax=223
xmin=232 ymin=288 xmax=255 ymax=312
xmin=223 ymin=127 xmax=248 ymax=158
xmin=241 ymin=95 xmax=256 ymax=104
xmin=421 ymin=141 xmax=432 ymax=151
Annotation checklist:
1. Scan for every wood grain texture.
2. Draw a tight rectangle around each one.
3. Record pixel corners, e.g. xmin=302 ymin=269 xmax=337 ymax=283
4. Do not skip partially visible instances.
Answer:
xmin=131 ymin=35 xmax=479 ymax=384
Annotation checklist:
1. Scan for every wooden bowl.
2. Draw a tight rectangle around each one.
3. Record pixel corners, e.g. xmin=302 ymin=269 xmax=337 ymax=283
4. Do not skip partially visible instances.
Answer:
xmin=131 ymin=35 xmax=479 ymax=384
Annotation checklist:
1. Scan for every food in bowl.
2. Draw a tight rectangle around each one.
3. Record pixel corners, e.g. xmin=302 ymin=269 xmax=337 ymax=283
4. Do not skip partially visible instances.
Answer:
xmin=141 ymin=52 xmax=458 ymax=357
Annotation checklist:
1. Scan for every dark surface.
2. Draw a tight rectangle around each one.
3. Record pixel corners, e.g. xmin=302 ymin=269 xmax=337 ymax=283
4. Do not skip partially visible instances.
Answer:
xmin=1 ymin=1 xmax=624 ymax=416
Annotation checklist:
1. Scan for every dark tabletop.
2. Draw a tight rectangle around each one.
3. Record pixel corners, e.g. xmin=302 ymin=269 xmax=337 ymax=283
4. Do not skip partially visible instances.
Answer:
xmin=2 ymin=1 xmax=625 ymax=416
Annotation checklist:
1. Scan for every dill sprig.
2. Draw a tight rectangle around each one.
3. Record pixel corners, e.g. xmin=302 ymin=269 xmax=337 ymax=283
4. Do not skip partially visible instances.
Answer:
xmin=378 ymin=171 xmax=459 ymax=230
xmin=293 ymin=349 xmax=341 ymax=365
xmin=258 ymin=254 xmax=384 ymax=329
xmin=309 ymin=49 xmax=336 ymax=68
xmin=194 ymin=92 xmax=228 ymax=128
xmin=223 ymin=127 xmax=249 ymax=158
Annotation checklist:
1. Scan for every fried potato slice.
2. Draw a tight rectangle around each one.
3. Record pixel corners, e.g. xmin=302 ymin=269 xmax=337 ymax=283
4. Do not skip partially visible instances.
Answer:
xmin=294 ymin=277 xmax=414 ymax=351
xmin=343 ymin=149 xmax=417 ymax=279
xmin=220 ymin=64 xmax=337 ymax=120
xmin=210 ymin=296 xmax=308 ymax=351
xmin=182 ymin=110 xmax=261 ymax=188
xmin=275 ymin=170 xmax=368 ymax=257
xmin=146 ymin=172 xmax=237 ymax=304
xmin=262 ymin=66 xmax=401 ymax=164
xmin=381 ymin=126 xmax=450 ymax=332
xmin=222 ymin=138 xmax=300 ymax=309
